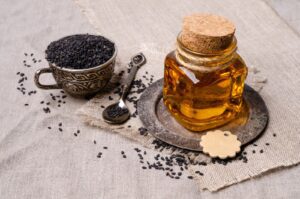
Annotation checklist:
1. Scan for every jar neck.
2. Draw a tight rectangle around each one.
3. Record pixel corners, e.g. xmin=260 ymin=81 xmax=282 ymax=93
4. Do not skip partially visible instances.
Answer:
xmin=175 ymin=34 xmax=237 ymax=72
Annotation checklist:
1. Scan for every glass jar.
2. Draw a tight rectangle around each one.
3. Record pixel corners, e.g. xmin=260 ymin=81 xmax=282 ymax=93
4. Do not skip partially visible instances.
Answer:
xmin=163 ymin=33 xmax=248 ymax=131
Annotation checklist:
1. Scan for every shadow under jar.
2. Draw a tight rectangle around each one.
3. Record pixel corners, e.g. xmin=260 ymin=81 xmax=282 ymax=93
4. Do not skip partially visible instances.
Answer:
xmin=163 ymin=14 xmax=248 ymax=132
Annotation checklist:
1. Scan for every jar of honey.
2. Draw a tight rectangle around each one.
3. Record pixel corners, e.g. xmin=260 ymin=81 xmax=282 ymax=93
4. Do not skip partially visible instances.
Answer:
xmin=163 ymin=14 xmax=248 ymax=131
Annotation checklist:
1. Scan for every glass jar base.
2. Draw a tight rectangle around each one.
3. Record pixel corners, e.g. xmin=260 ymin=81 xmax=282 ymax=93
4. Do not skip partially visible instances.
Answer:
xmin=164 ymin=99 xmax=248 ymax=132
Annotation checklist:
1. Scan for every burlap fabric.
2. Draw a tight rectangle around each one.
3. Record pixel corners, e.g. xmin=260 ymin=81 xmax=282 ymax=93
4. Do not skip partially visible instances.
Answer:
xmin=75 ymin=0 xmax=300 ymax=192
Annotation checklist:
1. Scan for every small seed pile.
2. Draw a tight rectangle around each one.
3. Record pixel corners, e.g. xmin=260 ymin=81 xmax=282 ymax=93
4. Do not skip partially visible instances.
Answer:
xmin=40 ymin=91 xmax=68 ymax=114
xmin=16 ymin=52 xmax=40 ymax=97
xmin=46 ymin=34 xmax=115 ymax=69
xmin=106 ymin=106 xmax=129 ymax=119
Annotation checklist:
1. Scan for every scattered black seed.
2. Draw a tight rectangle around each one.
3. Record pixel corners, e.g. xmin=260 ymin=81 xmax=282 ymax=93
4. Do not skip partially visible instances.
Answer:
xmin=265 ymin=143 xmax=270 ymax=146
xmin=40 ymin=101 xmax=44 ymax=104
xmin=252 ymin=150 xmax=256 ymax=154
xmin=187 ymin=176 xmax=193 ymax=179
xmin=24 ymin=53 xmax=28 ymax=56
xmin=46 ymin=34 xmax=115 ymax=69
xmin=30 ymin=53 xmax=33 ymax=56
xmin=121 ymin=151 xmax=125 ymax=155
xmin=46 ymin=102 xmax=50 ymax=105
xmin=24 ymin=103 xmax=29 ymax=106
xmin=108 ymin=96 xmax=113 ymax=100
xmin=103 ymin=146 xmax=108 ymax=149
xmin=273 ymin=133 xmax=277 ymax=137
xmin=260 ymin=149 xmax=264 ymax=153
xmin=142 ymin=166 xmax=147 ymax=169
xmin=93 ymin=140 xmax=97 ymax=144
xmin=100 ymin=105 xmax=105 ymax=108
xmin=43 ymin=107 xmax=51 ymax=113
xmin=97 ymin=152 xmax=102 ymax=158
xmin=77 ymin=130 xmax=80 ymax=134
xmin=253 ymin=144 xmax=258 ymax=146
xmin=58 ymin=123 xmax=62 ymax=127
xmin=127 ymin=125 xmax=131 ymax=128
xmin=48 ymin=126 xmax=51 ymax=129
xmin=58 ymin=128 xmax=63 ymax=132
xmin=224 ymin=133 xmax=228 ymax=136
xmin=74 ymin=133 xmax=77 ymax=136
xmin=123 ymin=155 xmax=127 ymax=159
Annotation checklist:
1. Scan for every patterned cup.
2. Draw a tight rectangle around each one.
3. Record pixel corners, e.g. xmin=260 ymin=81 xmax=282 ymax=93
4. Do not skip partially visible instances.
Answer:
xmin=34 ymin=43 xmax=117 ymax=97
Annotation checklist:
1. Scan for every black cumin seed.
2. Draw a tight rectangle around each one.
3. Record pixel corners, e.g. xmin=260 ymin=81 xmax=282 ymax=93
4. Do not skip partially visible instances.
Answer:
xmin=97 ymin=152 xmax=102 ymax=158
xmin=142 ymin=166 xmax=147 ymax=169
xmin=48 ymin=126 xmax=51 ymax=129
xmin=74 ymin=133 xmax=77 ymax=136
xmin=265 ymin=143 xmax=270 ymax=146
xmin=59 ymin=128 xmax=63 ymax=132
xmin=24 ymin=53 xmax=27 ymax=56
xmin=273 ymin=133 xmax=277 ymax=137
xmin=30 ymin=53 xmax=33 ymax=56
xmin=103 ymin=146 xmax=108 ymax=149
xmin=123 ymin=155 xmax=127 ymax=158
xmin=127 ymin=125 xmax=131 ymax=128
xmin=46 ymin=34 xmax=114 ymax=69
xmin=58 ymin=123 xmax=62 ymax=127
xmin=100 ymin=105 xmax=105 ymax=108
xmin=93 ymin=140 xmax=97 ymax=144
xmin=260 ymin=149 xmax=264 ymax=153
xmin=121 ymin=151 xmax=125 ymax=154
xmin=40 ymin=101 xmax=44 ymax=104
xmin=108 ymin=96 xmax=113 ymax=100
xmin=252 ymin=150 xmax=256 ymax=154
xmin=77 ymin=130 xmax=80 ymax=134
xmin=187 ymin=176 xmax=193 ymax=179
xmin=24 ymin=103 xmax=29 ymax=106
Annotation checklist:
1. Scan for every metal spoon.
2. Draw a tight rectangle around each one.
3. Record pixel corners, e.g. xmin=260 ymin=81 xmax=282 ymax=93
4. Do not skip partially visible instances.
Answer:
xmin=102 ymin=53 xmax=146 ymax=124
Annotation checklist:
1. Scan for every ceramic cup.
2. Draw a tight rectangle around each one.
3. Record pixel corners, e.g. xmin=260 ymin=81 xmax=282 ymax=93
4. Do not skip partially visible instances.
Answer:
xmin=34 ymin=38 xmax=117 ymax=97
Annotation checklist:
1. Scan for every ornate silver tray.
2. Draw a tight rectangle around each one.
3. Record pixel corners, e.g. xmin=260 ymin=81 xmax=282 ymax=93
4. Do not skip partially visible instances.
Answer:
xmin=137 ymin=78 xmax=269 ymax=151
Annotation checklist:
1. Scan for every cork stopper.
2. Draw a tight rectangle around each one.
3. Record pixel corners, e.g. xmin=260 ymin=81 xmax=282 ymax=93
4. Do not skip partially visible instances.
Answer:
xmin=180 ymin=13 xmax=235 ymax=54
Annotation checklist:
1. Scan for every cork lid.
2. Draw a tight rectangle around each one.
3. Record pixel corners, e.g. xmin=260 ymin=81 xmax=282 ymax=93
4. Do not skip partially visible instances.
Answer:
xmin=180 ymin=13 xmax=236 ymax=54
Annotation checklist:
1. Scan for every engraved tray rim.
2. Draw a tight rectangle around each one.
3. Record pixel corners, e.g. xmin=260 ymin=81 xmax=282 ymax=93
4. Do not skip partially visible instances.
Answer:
xmin=137 ymin=78 xmax=269 ymax=152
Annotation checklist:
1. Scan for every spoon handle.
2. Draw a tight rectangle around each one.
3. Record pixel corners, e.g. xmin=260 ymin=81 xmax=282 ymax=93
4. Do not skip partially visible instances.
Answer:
xmin=121 ymin=53 xmax=146 ymax=100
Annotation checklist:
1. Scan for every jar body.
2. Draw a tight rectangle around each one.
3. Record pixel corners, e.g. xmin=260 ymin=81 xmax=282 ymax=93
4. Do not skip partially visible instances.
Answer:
xmin=163 ymin=50 xmax=248 ymax=131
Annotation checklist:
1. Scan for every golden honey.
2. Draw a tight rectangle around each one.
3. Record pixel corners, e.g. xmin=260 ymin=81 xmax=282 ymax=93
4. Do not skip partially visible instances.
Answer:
xmin=163 ymin=14 xmax=248 ymax=131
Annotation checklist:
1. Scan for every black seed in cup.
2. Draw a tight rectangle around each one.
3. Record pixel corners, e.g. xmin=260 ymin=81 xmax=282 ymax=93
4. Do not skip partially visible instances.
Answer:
xmin=45 ymin=34 xmax=115 ymax=69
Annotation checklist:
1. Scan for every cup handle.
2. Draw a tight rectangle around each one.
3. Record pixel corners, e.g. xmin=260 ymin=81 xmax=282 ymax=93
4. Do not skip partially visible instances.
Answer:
xmin=34 ymin=68 xmax=61 ymax=89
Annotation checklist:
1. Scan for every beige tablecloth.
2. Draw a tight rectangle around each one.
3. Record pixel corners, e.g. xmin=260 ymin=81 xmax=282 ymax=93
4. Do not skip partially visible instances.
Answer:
xmin=0 ymin=0 xmax=300 ymax=198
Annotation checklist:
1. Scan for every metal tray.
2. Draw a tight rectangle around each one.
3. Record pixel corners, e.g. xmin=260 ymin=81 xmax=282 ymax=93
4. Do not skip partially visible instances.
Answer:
xmin=137 ymin=78 xmax=268 ymax=151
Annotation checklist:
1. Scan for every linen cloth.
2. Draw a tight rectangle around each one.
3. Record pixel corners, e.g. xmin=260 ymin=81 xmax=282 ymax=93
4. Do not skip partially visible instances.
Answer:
xmin=75 ymin=0 xmax=300 ymax=192
xmin=0 ymin=0 xmax=300 ymax=198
